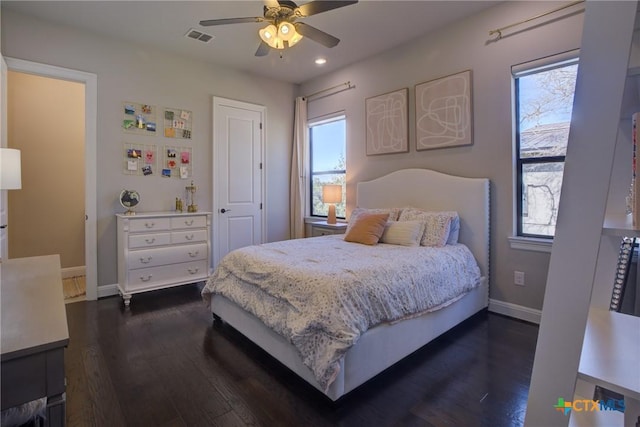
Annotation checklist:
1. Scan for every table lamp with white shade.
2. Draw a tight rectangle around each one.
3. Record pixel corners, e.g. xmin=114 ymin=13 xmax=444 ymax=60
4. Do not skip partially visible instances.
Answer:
xmin=322 ymin=184 xmax=342 ymax=225
xmin=0 ymin=148 xmax=22 ymax=190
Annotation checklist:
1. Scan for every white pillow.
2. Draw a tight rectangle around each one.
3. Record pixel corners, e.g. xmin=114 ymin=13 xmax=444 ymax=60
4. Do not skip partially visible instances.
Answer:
xmin=398 ymin=208 xmax=453 ymax=247
xmin=380 ymin=220 xmax=425 ymax=246
xmin=399 ymin=207 xmax=460 ymax=245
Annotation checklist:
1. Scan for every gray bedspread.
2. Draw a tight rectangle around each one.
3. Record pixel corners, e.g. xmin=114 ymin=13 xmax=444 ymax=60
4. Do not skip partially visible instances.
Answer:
xmin=202 ymin=234 xmax=481 ymax=391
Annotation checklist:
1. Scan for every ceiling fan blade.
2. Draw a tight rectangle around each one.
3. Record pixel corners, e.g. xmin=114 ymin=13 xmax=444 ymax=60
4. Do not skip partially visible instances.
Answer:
xmin=264 ymin=0 xmax=280 ymax=8
xmin=200 ymin=17 xmax=264 ymax=26
xmin=296 ymin=1 xmax=358 ymax=17
xmin=255 ymin=41 xmax=270 ymax=57
xmin=294 ymin=22 xmax=340 ymax=48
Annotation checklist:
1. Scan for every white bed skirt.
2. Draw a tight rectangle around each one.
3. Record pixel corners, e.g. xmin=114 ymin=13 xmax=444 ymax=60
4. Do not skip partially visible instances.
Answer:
xmin=211 ymin=277 xmax=488 ymax=401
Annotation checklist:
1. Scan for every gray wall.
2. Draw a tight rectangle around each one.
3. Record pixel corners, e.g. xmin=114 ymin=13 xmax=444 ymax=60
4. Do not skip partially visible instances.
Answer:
xmin=299 ymin=1 xmax=586 ymax=312
xmin=1 ymin=8 xmax=295 ymax=289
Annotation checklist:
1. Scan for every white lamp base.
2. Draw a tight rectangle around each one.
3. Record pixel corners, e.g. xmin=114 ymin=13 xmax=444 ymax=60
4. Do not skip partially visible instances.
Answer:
xmin=327 ymin=204 xmax=337 ymax=224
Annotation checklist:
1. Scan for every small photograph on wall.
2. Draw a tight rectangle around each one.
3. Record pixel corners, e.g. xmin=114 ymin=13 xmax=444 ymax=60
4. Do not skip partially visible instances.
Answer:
xmin=415 ymin=70 xmax=473 ymax=151
xmin=365 ymin=88 xmax=409 ymax=155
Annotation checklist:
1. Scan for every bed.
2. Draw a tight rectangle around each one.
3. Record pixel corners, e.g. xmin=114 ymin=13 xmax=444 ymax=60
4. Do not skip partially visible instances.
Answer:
xmin=202 ymin=168 xmax=490 ymax=401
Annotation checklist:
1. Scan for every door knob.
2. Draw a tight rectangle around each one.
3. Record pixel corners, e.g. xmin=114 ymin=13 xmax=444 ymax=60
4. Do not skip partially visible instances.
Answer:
xmin=220 ymin=208 xmax=231 ymax=213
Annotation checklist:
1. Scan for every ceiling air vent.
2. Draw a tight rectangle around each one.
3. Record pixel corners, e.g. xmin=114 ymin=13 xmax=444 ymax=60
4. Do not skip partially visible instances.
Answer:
xmin=185 ymin=29 xmax=214 ymax=43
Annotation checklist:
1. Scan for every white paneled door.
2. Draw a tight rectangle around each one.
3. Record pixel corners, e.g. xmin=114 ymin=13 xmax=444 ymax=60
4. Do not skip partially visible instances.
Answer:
xmin=212 ymin=97 xmax=265 ymax=268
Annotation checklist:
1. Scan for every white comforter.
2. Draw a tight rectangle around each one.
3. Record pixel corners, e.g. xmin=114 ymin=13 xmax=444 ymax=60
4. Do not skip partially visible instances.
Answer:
xmin=201 ymin=235 xmax=481 ymax=391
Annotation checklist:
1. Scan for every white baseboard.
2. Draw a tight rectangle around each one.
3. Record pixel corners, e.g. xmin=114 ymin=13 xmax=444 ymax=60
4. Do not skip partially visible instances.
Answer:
xmin=61 ymin=265 xmax=85 ymax=279
xmin=488 ymin=299 xmax=541 ymax=324
xmin=98 ymin=283 xmax=119 ymax=299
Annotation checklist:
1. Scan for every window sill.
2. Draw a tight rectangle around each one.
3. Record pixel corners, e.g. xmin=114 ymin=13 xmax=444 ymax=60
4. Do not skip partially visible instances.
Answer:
xmin=508 ymin=236 xmax=553 ymax=253
xmin=304 ymin=217 xmax=347 ymax=224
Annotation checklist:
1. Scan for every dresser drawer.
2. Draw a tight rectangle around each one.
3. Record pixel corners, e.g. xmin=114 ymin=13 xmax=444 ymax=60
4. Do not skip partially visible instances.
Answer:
xmin=128 ymin=217 xmax=171 ymax=233
xmin=125 ymin=260 xmax=208 ymax=291
xmin=170 ymin=215 xmax=207 ymax=230
xmin=171 ymin=229 xmax=208 ymax=244
xmin=127 ymin=243 xmax=208 ymax=270
xmin=129 ymin=232 xmax=171 ymax=249
xmin=310 ymin=223 xmax=348 ymax=237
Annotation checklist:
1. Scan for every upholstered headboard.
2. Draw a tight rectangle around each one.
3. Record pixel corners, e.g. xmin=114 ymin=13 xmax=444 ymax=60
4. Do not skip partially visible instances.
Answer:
xmin=356 ymin=168 xmax=490 ymax=281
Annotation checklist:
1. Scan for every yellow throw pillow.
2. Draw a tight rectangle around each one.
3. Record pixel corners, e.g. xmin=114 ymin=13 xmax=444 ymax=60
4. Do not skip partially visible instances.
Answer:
xmin=344 ymin=212 xmax=389 ymax=245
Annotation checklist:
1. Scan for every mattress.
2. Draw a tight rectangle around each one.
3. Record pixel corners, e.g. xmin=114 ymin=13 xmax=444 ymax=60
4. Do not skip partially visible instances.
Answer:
xmin=202 ymin=234 xmax=481 ymax=391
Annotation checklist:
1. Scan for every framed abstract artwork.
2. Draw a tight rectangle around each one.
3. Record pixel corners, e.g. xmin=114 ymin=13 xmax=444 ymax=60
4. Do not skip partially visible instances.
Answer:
xmin=365 ymin=88 xmax=409 ymax=155
xmin=415 ymin=70 xmax=473 ymax=151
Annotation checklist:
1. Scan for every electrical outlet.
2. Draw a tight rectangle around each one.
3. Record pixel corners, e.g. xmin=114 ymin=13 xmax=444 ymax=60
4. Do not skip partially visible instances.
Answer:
xmin=514 ymin=271 xmax=525 ymax=286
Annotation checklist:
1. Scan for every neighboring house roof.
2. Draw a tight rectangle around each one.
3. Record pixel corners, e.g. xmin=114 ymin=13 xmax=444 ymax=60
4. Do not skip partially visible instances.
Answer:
xmin=520 ymin=122 xmax=570 ymax=157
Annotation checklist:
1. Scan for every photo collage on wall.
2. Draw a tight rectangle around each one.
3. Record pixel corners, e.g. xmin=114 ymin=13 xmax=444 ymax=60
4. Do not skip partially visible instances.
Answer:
xmin=162 ymin=146 xmax=192 ymax=179
xmin=122 ymin=101 xmax=193 ymax=178
xmin=164 ymin=107 xmax=192 ymax=140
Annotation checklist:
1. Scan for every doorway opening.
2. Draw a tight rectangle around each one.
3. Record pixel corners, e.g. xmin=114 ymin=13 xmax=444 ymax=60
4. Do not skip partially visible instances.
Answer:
xmin=5 ymin=58 xmax=98 ymax=300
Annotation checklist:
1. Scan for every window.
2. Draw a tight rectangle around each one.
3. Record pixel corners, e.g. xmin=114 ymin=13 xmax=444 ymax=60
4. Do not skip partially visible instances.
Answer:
xmin=309 ymin=114 xmax=346 ymax=218
xmin=514 ymin=53 xmax=578 ymax=238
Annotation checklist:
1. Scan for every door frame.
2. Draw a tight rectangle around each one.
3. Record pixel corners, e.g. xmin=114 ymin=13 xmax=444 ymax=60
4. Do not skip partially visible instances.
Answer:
xmin=211 ymin=96 xmax=266 ymax=268
xmin=6 ymin=57 xmax=98 ymax=301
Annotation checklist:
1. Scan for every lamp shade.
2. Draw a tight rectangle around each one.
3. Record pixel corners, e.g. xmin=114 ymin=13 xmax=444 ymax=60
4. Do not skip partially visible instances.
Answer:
xmin=259 ymin=24 xmax=281 ymax=49
xmin=278 ymin=22 xmax=295 ymax=41
xmin=0 ymin=148 xmax=22 ymax=190
xmin=322 ymin=184 xmax=342 ymax=204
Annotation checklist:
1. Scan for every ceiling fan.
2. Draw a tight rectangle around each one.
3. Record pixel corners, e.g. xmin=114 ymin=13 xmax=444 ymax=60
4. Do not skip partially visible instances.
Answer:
xmin=199 ymin=0 xmax=359 ymax=57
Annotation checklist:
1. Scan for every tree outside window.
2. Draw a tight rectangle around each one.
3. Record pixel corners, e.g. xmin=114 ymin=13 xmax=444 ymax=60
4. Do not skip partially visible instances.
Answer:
xmin=516 ymin=59 xmax=578 ymax=238
xmin=309 ymin=116 xmax=346 ymax=218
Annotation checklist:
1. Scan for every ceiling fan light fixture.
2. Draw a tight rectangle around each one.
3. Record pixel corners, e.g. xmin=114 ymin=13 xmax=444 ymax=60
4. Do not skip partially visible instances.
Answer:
xmin=259 ymin=24 xmax=278 ymax=43
xmin=288 ymin=30 xmax=303 ymax=47
xmin=278 ymin=22 xmax=295 ymax=40
xmin=259 ymin=21 xmax=302 ymax=50
xmin=260 ymin=24 xmax=288 ymax=49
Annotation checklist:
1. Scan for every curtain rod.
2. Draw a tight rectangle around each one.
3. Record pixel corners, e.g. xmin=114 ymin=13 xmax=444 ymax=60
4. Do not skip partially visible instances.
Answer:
xmin=489 ymin=0 xmax=584 ymax=40
xmin=304 ymin=81 xmax=353 ymax=100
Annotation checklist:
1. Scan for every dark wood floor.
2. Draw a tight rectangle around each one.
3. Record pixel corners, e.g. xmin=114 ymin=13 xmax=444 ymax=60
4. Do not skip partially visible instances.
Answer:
xmin=64 ymin=284 xmax=539 ymax=427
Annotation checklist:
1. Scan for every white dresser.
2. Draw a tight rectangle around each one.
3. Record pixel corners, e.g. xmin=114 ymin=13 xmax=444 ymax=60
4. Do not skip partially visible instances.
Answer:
xmin=116 ymin=211 xmax=212 ymax=307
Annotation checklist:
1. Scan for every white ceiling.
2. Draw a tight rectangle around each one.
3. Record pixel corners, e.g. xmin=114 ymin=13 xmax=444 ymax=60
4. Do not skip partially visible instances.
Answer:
xmin=2 ymin=1 xmax=501 ymax=85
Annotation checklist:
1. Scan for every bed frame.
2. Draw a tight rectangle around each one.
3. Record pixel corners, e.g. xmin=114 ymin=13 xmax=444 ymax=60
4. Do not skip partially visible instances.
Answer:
xmin=211 ymin=168 xmax=490 ymax=401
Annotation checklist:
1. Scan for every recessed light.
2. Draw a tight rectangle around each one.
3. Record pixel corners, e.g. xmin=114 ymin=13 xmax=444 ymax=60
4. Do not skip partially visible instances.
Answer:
xmin=315 ymin=58 xmax=327 ymax=65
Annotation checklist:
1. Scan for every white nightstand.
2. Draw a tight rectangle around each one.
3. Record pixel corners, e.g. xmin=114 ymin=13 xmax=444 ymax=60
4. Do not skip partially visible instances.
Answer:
xmin=309 ymin=221 xmax=348 ymax=237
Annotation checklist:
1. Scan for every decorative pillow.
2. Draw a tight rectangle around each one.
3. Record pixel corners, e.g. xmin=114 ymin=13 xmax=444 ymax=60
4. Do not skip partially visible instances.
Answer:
xmin=447 ymin=214 xmax=461 ymax=245
xmin=344 ymin=212 xmax=389 ymax=245
xmin=346 ymin=207 xmax=401 ymax=234
xmin=380 ymin=220 xmax=425 ymax=247
xmin=398 ymin=208 xmax=453 ymax=247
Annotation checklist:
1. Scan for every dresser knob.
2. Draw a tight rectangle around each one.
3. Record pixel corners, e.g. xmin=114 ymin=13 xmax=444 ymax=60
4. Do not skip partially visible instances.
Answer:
xmin=188 ymin=268 xmax=199 ymax=274
xmin=185 ymin=234 xmax=194 ymax=241
xmin=140 ymin=257 xmax=152 ymax=264
xmin=188 ymin=251 xmax=199 ymax=257
xmin=145 ymin=237 xmax=156 ymax=244
xmin=185 ymin=219 xmax=194 ymax=226
xmin=144 ymin=222 xmax=155 ymax=228
xmin=140 ymin=275 xmax=152 ymax=282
